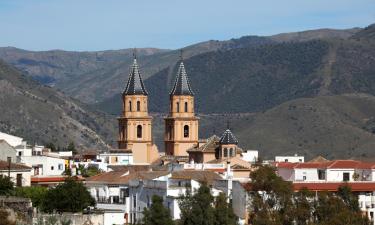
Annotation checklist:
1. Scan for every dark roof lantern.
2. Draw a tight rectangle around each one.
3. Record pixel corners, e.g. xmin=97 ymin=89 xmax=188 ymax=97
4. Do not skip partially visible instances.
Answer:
xmin=219 ymin=129 xmax=239 ymax=145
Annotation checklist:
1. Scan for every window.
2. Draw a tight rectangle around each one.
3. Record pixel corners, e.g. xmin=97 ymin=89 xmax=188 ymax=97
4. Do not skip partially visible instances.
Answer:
xmin=303 ymin=176 xmax=306 ymax=181
xmin=133 ymin=195 xmax=137 ymax=208
xmin=168 ymin=126 xmax=173 ymax=140
xmin=343 ymin=172 xmax=350 ymax=181
xmin=51 ymin=166 xmax=54 ymax=170
xmin=147 ymin=196 xmax=150 ymax=207
xmin=284 ymin=159 xmax=288 ymax=162
xmin=177 ymin=102 xmax=180 ymax=112
xmin=16 ymin=174 xmax=22 ymax=187
xmin=58 ymin=164 xmax=64 ymax=170
xmin=136 ymin=101 xmax=140 ymax=111
xmin=184 ymin=102 xmax=188 ymax=112
xmin=229 ymin=148 xmax=234 ymax=157
xmin=113 ymin=196 xmax=119 ymax=204
xmin=318 ymin=170 xmax=326 ymax=180
xmin=184 ymin=125 xmax=189 ymax=138
xmin=137 ymin=125 xmax=142 ymax=138
xmin=18 ymin=152 xmax=22 ymax=156
xmin=224 ymin=148 xmax=228 ymax=157
xmin=129 ymin=101 xmax=132 ymax=111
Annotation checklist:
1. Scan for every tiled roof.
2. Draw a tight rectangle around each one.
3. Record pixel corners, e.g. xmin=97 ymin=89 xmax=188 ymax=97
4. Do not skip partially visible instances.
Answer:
xmin=240 ymin=182 xmax=375 ymax=192
xmin=275 ymin=160 xmax=375 ymax=170
xmin=0 ymin=161 xmax=31 ymax=171
xmin=31 ymin=176 xmax=84 ymax=183
xmin=293 ymin=182 xmax=375 ymax=192
xmin=86 ymin=170 xmax=170 ymax=185
xmin=170 ymin=61 xmax=194 ymax=96
xmin=171 ymin=170 xmax=222 ymax=185
xmin=123 ymin=58 xmax=148 ymax=96
xmin=187 ymin=135 xmax=219 ymax=153
xmin=308 ymin=155 xmax=329 ymax=163
xmin=207 ymin=157 xmax=252 ymax=170
xmin=219 ymin=129 xmax=239 ymax=145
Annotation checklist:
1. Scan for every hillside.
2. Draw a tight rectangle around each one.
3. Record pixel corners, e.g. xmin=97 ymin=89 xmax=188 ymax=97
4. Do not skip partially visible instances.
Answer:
xmin=0 ymin=27 xmax=361 ymax=104
xmin=0 ymin=60 xmax=116 ymax=149
xmin=183 ymin=94 xmax=375 ymax=160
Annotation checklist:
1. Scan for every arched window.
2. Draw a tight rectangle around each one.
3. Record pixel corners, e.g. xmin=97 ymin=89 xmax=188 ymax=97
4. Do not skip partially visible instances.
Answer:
xmin=137 ymin=101 xmax=141 ymax=111
xmin=137 ymin=125 xmax=142 ymax=138
xmin=168 ymin=126 xmax=173 ymax=140
xmin=177 ymin=102 xmax=180 ymax=113
xmin=224 ymin=148 xmax=228 ymax=157
xmin=229 ymin=148 xmax=234 ymax=157
xmin=129 ymin=101 xmax=132 ymax=111
xmin=184 ymin=102 xmax=188 ymax=112
xmin=184 ymin=125 xmax=189 ymax=138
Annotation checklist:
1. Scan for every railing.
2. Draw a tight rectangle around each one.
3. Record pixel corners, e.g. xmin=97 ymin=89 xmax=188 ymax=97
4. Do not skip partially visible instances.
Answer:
xmin=184 ymin=163 xmax=226 ymax=170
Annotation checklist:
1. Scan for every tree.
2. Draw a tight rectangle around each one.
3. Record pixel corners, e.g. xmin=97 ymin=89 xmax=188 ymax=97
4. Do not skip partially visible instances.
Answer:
xmin=248 ymin=166 xmax=370 ymax=225
xmin=45 ymin=143 xmax=57 ymax=152
xmin=66 ymin=142 xmax=77 ymax=155
xmin=214 ymin=193 xmax=237 ymax=225
xmin=179 ymin=183 xmax=215 ymax=225
xmin=14 ymin=186 xmax=48 ymax=209
xmin=41 ymin=178 xmax=95 ymax=213
xmin=142 ymin=195 xmax=174 ymax=225
xmin=0 ymin=176 xmax=14 ymax=195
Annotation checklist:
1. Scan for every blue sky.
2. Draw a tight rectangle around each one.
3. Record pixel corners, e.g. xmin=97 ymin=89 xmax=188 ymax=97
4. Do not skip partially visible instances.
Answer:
xmin=0 ymin=0 xmax=374 ymax=51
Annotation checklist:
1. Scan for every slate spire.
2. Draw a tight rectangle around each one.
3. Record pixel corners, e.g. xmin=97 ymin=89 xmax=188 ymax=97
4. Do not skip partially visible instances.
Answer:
xmin=170 ymin=50 xmax=194 ymax=96
xmin=123 ymin=49 xmax=148 ymax=95
xmin=219 ymin=128 xmax=239 ymax=145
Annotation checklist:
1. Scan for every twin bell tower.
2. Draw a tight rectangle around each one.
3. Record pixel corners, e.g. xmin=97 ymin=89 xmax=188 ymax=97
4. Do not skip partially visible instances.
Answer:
xmin=118 ymin=51 xmax=199 ymax=163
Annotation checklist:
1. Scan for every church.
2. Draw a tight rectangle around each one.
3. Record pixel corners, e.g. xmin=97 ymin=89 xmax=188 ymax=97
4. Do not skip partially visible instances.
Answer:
xmin=117 ymin=52 xmax=246 ymax=166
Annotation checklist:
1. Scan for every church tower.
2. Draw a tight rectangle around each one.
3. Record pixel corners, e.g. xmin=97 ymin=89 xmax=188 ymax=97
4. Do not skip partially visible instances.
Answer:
xmin=164 ymin=55 xmax=199 ymax=156
xmin=118 ymin=53 xmax=157 ymax=163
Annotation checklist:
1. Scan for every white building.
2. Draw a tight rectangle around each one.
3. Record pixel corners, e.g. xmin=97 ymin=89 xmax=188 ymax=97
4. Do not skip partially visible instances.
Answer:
xmin=0 ymin=160 xmax=32 ymax=187
xmin=128 ymin=170 xmax=223 ymax=224
xmin=20 ymin=155 xmax=66 ymax=176
xmin=275 ymin=160 xmax=375 ymax=224
xmin=241 ymin=150 xmax=259 ymax=163
xmin=275 ymin=154 xmax=304 ymax=163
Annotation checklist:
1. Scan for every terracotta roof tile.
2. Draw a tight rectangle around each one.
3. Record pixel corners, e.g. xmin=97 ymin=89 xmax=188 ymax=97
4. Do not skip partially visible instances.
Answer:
xmin=171 ymin=170 xmax=222 ymax=185
xmin=0 ymin=161 xmax=31 ymax=171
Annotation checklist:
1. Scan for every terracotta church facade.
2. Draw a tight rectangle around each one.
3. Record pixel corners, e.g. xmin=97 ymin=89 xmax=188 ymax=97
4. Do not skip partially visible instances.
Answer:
xmin=118 ymin=54 xmax=199 ymax=163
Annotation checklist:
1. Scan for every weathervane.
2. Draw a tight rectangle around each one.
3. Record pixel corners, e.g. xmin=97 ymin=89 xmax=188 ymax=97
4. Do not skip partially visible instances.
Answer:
xmin=179 ymin=49 xmax=184 ymax=61
xmin=133 ymin=47 xmax=137 ymax=59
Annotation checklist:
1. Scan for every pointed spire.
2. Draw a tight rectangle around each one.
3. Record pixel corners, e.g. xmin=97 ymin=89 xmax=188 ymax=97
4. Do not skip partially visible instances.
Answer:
xmin=170 ymin=50 xmax=194 ymax=96
xmin=219 ymin=128 xmax=239 ymax=145
xmin=123 ymin=49 xmax=148 ymax=96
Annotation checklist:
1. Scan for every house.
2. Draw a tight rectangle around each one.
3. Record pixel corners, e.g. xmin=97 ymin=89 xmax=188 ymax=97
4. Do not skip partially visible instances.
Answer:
xmin=275 ymin=160 xmax=375 ymax=182
xmin=128 ymin=170 xmax=222 ymax=224
xmin=0 ymin=160 xmax=32 ymax=187
xmin=275 ymin=154 xmax=304 ymax=163
xmin=0 ymin=140 xmax=17 ymax=162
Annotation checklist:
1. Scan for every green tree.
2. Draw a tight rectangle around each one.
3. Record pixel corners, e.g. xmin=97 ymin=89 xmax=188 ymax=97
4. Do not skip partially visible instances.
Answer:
xmin=142 ymin=195 xmax=174 ymax=225
xmin=337 ymin=185 xmax=360 ymax=212
xmin=0 ymin=176 xmax=14 ymax=195
xmin=214 ymin=193 xmax=237 ymax=225
xmin=66 ymin=142 xmax=77 ymax=155
xmin=41 ymin=178 xmax=95 ymax=213
xmin=179 ymin=183 xmax=215 ymax=225
xmin=45 ymin=143 xmax=57 ymax=152
xmin=14 ymin=186 xmax=48 ymax=209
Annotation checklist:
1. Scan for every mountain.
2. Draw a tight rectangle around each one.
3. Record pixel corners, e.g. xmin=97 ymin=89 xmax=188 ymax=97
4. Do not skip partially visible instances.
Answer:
xmin=0 ymin=27 xmax=360 ymax=105
xmin=221 ymin=93 xmax=375 ymax=160
xmin=0 ymin=60 xmax=116 ymax=150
